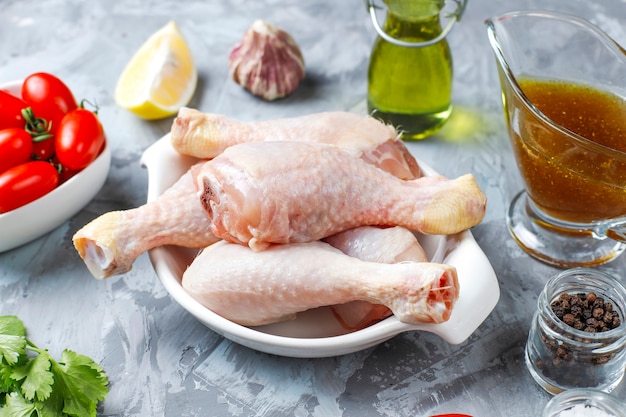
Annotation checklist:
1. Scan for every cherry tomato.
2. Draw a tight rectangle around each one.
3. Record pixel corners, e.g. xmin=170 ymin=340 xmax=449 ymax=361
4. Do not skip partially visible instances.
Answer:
xmin=32 ymin=137 xmax=56 ymax=161
xmin=21 ymin=72 xmax=77 ymax=133
xmin=0 ymin=90 xmax=27 ymax=130
xmin=51 ymin=155 xmax=80 ymax=184
xmin=0 ymin=161 xmax=59 ymax=213
xmin=55 ymin=108 xmax=105 ymax=170
xmin=0 ymin=128 xmax=33 ymax=173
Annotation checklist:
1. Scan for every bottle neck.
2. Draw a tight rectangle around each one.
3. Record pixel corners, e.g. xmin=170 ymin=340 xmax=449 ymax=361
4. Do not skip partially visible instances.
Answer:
xmin=383 ymin=7 xmax=444 ymax=41
xmin=385 ymin=0 xmax=444 ymax=19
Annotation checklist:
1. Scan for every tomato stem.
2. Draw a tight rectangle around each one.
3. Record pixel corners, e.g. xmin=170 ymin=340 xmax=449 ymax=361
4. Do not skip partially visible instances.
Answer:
xmin=52 ymin=160 xmax=64 ymax=175
xmin=79 ymin=98 xmax=100 ymax=115
xmin=21 ymin=107 xmax=54 ymax=142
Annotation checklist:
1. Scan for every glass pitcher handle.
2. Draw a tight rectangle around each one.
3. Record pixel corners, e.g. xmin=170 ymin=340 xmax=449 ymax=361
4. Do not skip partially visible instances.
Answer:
xmin=366 ymin=0 xmax=468 ymax=48
xmin=606 ymin=222 xmax=626 ymax=243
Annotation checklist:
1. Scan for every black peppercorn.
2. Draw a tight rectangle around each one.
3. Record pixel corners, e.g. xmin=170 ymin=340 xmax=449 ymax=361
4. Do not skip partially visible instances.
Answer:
xmin=550 ymin=292 xmax=621 ymax=333
xmin=527 ymin=269 xmax=626 ymax=392
xmin=533 ymin=291 xmax=625 ymax=385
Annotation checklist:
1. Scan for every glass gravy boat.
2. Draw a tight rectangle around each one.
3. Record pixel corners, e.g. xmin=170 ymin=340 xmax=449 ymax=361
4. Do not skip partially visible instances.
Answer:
xmin=486 ymin=11 xmax=626 ymax=268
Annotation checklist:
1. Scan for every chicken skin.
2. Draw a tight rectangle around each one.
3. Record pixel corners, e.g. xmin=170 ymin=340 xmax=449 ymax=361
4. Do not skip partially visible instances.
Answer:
xmin=182 ymin=240 xmax=458 ymax=326
xmin=170 ymin=108 xmax=421 ymax=180
xmin=197 ymin=141 xmax=487 ymax=251
xmin=324 ymin=226 xmax=429 ymax=330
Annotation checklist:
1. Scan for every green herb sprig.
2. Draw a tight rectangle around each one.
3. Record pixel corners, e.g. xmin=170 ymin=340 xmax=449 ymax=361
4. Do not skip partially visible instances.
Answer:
xmin=0 ymin=315 xmax=108 ymax=417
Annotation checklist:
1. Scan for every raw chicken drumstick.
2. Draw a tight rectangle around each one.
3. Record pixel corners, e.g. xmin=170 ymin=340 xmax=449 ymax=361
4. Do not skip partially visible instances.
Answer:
xmin=197 ymin=141 xmax=487 ymax=251
xmin=71 ymin=143 xmax=426 ymax=280
xmin=72 ymin=109 xmax=425 ymax=279
xmin=324 ymin=226 xmax=429 ymax=330
xmin=73 ymin=165 xmax=219 ymax=279
xmin=324 ymin=225 xmax=427 ymax=264
xmin=182 ymin=240 xmax=459 ymax=326
xmin=72 ymin=176 xmax=423 ymax=280
xmin=171 ymin=108 xmax=421 ymax=180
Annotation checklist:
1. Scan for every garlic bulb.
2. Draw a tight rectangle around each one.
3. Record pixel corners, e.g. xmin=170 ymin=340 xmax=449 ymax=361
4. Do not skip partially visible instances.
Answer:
xmin=228 ymin=20 xmax=305 ymax=101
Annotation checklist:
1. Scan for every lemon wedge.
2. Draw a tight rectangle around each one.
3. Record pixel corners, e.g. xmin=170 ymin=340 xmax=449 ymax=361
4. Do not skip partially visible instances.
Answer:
xmin=114 ymin=21 xmax=197 ymax=120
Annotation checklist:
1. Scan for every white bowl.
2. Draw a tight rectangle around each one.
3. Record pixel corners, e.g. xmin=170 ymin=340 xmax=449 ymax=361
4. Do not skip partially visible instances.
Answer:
xmin=0 ymin=80 xmax=111 ymax=252
xmin=142 ymin=134 xmax=500 ymax=358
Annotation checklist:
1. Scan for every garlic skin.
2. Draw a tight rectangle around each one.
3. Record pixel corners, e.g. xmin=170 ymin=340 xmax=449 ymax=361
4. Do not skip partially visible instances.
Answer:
xmin=228 ymin=20 xmax=305 ymax=101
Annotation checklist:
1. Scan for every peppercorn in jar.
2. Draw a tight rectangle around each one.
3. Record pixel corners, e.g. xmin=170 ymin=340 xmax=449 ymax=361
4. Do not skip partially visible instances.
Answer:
xmin=525 ymin=268 xmax=626 ymax=394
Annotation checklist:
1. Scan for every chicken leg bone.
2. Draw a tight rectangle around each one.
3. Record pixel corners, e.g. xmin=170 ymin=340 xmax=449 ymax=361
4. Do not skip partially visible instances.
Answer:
xmin=324 ymin=225 xmax=429 ymax=330
xmin=73 ymin=165 xmax=219 ymax=279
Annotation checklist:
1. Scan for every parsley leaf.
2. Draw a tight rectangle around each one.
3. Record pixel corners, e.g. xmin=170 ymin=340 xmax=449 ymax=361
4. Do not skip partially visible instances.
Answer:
xmin=0 ymin=316 xmax=26 ymax=366
xmin=0 ymin=316 xmax=109 ymax=417
xmin=11 ymin=351 xmax=53 ymax=401
xmin=0 ymin=392 xmax=35 ymax=417
xmin=53 ymin=350 xmax=109 ymax=417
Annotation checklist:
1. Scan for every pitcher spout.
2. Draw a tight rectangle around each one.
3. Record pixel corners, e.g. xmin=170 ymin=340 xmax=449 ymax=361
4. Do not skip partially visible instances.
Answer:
xmin=485 ymin=10 xmax=626 ymax=268
xmin=485 ymin=11 xmax=626 ymax=97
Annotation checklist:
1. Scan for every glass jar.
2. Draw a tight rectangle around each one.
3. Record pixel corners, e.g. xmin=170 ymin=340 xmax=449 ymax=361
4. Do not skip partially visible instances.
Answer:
xmin=366 ymin=0 xmax=467 ymax=140
xmin=542 ymin=388 xmax=626 ymax=417
xmin=525 ymin=268 xmax=626 ymax=394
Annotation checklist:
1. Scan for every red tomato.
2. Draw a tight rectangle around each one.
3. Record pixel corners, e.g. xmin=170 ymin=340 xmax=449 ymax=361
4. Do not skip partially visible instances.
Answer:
xmin=0 ymin=128 xmax=33 ymax=173
xmin=51 ymin=155 xmax=80 ymax=184
xmin=430 ymin=415 xmax=473 ymax=417
xmin=0 ymin=161 xmax=59 ymax=213
xmin=32 ymin=137 xmax=56 ymax=161
xmin=21 ymin=72 xmax=77 ymax=133
xmin=55 ymin=109 xmax=105 ymax=170
xmin=0 ymin=90 xmax=27 ymax=130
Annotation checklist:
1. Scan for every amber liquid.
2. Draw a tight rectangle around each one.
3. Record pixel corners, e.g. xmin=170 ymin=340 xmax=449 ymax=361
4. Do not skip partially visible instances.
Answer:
xmin=512 ymin=79 xmax=626 ymax=223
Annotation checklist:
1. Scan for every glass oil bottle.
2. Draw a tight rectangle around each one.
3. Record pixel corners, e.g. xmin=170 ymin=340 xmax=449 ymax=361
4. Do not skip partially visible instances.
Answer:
xmin=366 ymin=0 xmax=467 ymax=140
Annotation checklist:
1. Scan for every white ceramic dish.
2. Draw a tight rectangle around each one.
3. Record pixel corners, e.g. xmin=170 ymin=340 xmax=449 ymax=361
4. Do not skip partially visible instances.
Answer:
xmin=143 ymin=134 xmax=500 ymax=358
xmin=0 ymin=80 xmax=111 ymax=253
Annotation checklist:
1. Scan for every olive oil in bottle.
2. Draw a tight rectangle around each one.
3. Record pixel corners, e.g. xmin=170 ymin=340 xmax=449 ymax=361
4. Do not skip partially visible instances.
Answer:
xmin=367 ymin=0 xmax=457 ymax=140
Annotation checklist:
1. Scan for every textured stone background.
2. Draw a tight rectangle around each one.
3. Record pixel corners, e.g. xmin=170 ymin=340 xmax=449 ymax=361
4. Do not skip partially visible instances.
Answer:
xmin=1 ymin=0 xmax=625 ymax=416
